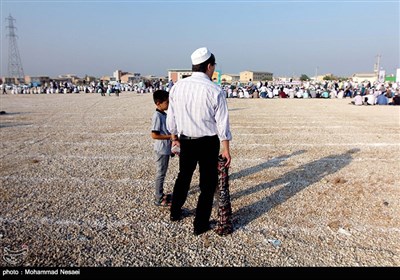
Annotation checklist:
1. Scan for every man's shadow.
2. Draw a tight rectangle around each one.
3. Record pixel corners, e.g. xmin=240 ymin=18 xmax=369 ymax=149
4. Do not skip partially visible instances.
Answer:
xmin=229 ymin=149 xmax=306 ymax=181
xmin=199 ymin=150 xmax=305 ymax=199
xmin=232 ymin=148 xmax=360 ymax=229
xmin=189 ymin=151 xmax=307 ymax=218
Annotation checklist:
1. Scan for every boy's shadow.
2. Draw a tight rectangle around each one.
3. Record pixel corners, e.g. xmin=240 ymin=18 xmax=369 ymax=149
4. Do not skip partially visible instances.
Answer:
xmin=232 ymin=148 xmax=360 ymax=229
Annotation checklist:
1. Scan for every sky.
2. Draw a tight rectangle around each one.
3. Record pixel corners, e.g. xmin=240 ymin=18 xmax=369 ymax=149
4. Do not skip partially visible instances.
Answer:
xmin=0 ymin=0 xmax=399 ymax=79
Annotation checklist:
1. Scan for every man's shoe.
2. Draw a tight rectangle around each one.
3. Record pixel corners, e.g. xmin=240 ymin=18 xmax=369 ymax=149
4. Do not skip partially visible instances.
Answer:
xmin=170 ymin=210 xmax=182 ymax=222
xmin=170 ymin=214 xmax=181 ymax=222
xmin=193 ymin=225 xmax=210 ymax=236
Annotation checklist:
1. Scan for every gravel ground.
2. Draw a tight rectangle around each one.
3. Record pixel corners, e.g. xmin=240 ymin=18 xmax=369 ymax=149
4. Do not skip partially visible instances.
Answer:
xmin=0 ymin=92 xmax=399 ymax=267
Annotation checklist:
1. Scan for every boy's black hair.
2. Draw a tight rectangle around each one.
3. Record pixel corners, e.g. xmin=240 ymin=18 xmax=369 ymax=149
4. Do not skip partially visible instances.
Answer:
xmin=153 ymin=89 xmax=169 ymax=104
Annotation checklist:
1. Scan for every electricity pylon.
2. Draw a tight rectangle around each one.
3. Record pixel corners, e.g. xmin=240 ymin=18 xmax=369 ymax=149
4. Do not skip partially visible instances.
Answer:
xmin=6 ymin=14 xmax=25 ymax=83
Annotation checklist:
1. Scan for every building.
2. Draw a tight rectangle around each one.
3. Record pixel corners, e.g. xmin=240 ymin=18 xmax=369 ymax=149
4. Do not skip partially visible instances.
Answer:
xmin=2 ymin=76 xmax=23 ymax=85
xmin=113 ymin=70 xmax=141 ymax=83
xmin=57 ymin=74 xmax=82 ymax=84
xmin=168 ymin=69 xmax=230 ymax=85
xmin=351 ymin=73 xmax=377 ymax=84
xmin=99 ymin=75 xmax=111 ymax=82
xmin=81 ymin=75 xmax=97 ymax=84
xmin=221 ymin=74 xmax=240 ymax=84
xmin=113 ymin=70 xmax=122 ymax=81
xmin=240 ymin=71 xmax=273 ymax=83
xmin=25 ymin=75 xmax=51 ymax=86
xmin=120 ymin=72 xmax=141 ymax=84
xmin=167 ymin=69 xmax=192 ymax=83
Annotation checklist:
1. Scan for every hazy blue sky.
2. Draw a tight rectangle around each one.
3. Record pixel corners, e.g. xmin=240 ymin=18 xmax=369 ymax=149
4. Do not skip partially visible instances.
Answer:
xmin=1 ymin=0 xmax=399 ymax=78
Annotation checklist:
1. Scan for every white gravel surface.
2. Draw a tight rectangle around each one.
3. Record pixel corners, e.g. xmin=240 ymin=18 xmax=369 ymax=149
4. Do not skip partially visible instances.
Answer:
xmin=0 ymin=92 xmax=399 ymax=267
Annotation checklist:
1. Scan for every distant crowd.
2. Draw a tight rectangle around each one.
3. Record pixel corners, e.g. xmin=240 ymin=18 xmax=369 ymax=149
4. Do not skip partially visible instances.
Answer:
xmin=0 ymin=79 xmax=165 ymax=95
xmin=221 ymin=79 xmax=400 ymax=105
xmin=1 ymin=78 xmax=399 ymax=105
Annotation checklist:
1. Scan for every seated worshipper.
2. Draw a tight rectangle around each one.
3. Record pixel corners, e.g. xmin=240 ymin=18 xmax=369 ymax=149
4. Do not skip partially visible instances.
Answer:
xmin=289 ymin=87 xmax=296 ymax=98
xmin=273 ymin=87 xmax=279 ymax=97
xmin=321 ymin=90 xmax=330 ymax=98
xmin=227 ymin=88 xmax=233 ymax=98
xmin=267 ymin=88 xmax=274 ymax=98
xmin=364 ymin=91 xmax=376 ymax=105
xmin=331 ymin=88 xmax=338 ymax=98
xmin=375 ymin=92 xmax=388 ymax=105
xmin=253 ymin=89 xmax=259 ymax=98
xmin=243 ymin=88 xmax=250 ymax=98
xmin=296 ymin=88 xmax=303 ymax=98
xmin=232 ymin=89 xmax=238 ymax=98
xmin=351 ymin=92 xmax=363 ymax=106
xmin=278 ymin=88 xmax=287 ymax=98
xmin=259 ymin=84 xmax=267 ymax=98
xmin=389 ymin=91 xmax=400 ymax=105
xmin=238 ymin=88 xmax=244 ymax=98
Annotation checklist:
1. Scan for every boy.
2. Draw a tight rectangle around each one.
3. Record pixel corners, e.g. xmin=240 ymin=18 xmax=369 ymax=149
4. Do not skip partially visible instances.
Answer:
xmin=151 ymin=90 xmax=173 ymax=207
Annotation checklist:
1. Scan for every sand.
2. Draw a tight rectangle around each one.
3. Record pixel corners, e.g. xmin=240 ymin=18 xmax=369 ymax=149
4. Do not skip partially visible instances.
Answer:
xmin=0 ymin=92 xmax=399 ymax=267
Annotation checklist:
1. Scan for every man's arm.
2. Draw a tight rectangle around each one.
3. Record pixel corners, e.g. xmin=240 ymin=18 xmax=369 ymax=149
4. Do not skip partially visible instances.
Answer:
xmin=221 ymin=140 xmax=231 ymax=167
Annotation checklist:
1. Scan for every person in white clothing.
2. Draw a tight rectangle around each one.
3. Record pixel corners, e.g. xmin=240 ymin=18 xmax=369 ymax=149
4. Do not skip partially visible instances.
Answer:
xmin=364 ymin=91 xmax=376 ymax=105
xmin=166 ymin=47 xmax=232 ymax=236
xmin=351 ymin=92 xmax=363 ymax=105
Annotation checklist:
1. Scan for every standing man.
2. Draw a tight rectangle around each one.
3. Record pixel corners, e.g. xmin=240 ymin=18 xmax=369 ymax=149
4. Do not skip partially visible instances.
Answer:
xmin=166 ymin=47 xmax=232 ymax=236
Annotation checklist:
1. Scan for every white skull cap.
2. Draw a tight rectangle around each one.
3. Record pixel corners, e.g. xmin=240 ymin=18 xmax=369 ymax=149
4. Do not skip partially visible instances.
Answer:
xmin=191 ymin=47 xmax=212 ymax=65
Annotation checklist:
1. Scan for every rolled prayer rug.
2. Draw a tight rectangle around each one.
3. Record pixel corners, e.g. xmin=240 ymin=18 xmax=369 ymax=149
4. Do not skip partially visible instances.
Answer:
xmin=215 ymin=155 xmax=233 ymax=236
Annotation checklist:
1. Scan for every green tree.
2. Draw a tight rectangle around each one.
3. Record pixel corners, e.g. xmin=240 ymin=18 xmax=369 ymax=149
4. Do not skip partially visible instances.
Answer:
xmin=300 ymin=74 xmax=310 ymax=81
xmin=323 ymin=75 xmax=334 ymax=81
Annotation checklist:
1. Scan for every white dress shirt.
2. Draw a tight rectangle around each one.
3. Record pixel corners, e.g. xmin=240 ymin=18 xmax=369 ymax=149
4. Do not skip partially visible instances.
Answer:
xmin=166 ymin=72 xmax=232 ymax=141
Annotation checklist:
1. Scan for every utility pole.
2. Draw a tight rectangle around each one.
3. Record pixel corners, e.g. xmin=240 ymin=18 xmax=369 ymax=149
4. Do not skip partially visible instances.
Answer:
xmin=6 ymin=14 xmax=25 ymax=84
xmin=374 ymin=54 xmax=381 ymax=77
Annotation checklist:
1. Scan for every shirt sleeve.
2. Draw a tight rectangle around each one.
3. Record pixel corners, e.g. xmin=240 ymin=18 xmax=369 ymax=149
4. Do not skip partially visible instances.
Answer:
xmin=151 ymin=112 xmax=161 ymax=133
xmin=166 ymin=90 xmax=178 ymax=135
xmin=215 ymin=90 xmax=232 ymax=141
